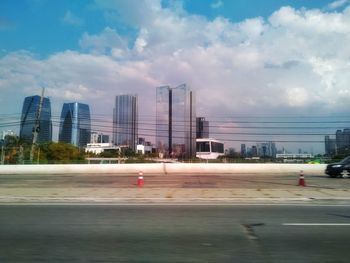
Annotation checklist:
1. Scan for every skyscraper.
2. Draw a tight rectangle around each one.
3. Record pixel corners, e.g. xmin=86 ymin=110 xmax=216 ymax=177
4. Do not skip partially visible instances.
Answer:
xmin=59 ymin=102 xmax=91 ymax=147
xmin=156 ymin=84 xmax=196 ymax=158
xmin=196 ymin=117 xmax=209 ymax=138
xmin=113 ymin=94 xmax=138 ymax=151
xmin=20 ymin=95 xmax=52 ymax=143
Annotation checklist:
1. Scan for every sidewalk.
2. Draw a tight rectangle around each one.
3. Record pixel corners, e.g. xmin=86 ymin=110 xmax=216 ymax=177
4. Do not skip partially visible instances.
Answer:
xmin=1 ymin=187 xmax=350 ymax=203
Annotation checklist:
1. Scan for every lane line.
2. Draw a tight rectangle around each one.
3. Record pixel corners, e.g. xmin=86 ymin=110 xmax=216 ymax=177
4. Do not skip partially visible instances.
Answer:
xmin=283 ymin=223 xmax=350 ymax=226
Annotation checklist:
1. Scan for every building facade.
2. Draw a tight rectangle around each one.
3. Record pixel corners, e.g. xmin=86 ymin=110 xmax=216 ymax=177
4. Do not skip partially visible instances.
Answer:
xmin=113 ymin=94 xmax=138 ymax=151
xmin=196 ymin=117 xmax=209 ymax=138
xmin=20 ymin=95 xmax=52 ymax=143
xmin=156 ymin=84 xmax=196 ymax=159
xmin=90 ymin=132 xmax=109 ymax=144
xmin=59 ymin=102 xmax=91 ymax=147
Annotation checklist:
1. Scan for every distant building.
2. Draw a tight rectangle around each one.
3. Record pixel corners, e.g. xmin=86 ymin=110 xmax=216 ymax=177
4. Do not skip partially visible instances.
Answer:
xmin=251 ymin=146 xmax=258 ymax=157
xmin=257 ymin=142 xmax=277 ymax=158
xmin=85 ymin=143 xmax=119 ymax=155
xmin=59 ymin=102 xmax=91 ymax=147
xmin=325 ymin=136 xmax=337 ymax=156
xmin=156 ymin=84 xmax=196 ymax=158
xmin=328 ymin=128 xmax=350 ymax=156
xmin=113 ymin=94 xmax=138 ymax=151
xmin=196 ymin=117 xmax=209 ymax=138
xmin=90 ymin=132 xmax=109 ymax=144
xmin=19 ymin=95 xmax=52 ymax=143
xmin=240 ymin=144 xmax=246 ymax=157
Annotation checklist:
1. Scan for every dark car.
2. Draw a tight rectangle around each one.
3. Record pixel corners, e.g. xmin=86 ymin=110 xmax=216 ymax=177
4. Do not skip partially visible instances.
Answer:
xmin=325 ymin=156 xmax=350 ymax=178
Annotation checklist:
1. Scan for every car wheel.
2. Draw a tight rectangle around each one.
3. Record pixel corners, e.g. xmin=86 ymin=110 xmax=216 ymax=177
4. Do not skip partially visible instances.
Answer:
xmin=329 ymin=173 xmax=337 ymax=178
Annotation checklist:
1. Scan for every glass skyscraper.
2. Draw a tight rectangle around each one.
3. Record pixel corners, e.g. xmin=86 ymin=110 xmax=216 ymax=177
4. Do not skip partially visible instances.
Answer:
xmin=59 ymin=102 xmax=91 ymax=147
xmin=113 ymin=94 xmax=138 ymax=151
xmin=20 ymin=95 xmax=52 ymax=143
xmin=156 ymin=84 xmax=196 ymax=159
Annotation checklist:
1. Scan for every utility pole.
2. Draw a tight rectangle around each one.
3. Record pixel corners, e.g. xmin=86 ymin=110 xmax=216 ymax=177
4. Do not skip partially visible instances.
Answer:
xmin=30 ymin=87 xmax=45 ymax=164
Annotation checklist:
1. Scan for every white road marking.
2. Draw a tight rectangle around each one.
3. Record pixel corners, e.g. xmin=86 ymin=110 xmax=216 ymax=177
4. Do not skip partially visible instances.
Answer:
xmin=283 ymin=223 xmax=350 ymax=226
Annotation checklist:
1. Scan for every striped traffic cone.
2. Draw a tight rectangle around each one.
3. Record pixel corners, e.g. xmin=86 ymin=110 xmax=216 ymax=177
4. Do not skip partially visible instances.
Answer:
xmin=137 ymin=171 xmax=144 ymax=187
xmin=298 ymin=170 xmax=305 ymax=186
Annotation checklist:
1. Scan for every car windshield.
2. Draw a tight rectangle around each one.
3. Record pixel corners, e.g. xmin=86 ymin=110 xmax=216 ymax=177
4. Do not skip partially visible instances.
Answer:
xmin=340 ymin=157 xmax=350 ymax=164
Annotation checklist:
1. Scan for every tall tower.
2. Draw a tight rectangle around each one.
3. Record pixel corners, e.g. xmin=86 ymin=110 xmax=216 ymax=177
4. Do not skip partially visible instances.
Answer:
xmin=59 ymin=102 xmax=91 ymax=147
xmin=196 ymin=117 xmax=209 ymax=138
xmin=113 ymin=94 xmax=138 ymax=151
xmin=156 ymin=84 xmax=196 ymax=159
xmin=20 ymin=95 xmax=52 ymax=143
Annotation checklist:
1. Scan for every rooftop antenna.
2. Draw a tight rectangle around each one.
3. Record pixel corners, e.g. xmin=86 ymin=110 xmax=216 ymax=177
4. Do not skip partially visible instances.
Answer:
xmin=30 ymin=87 xmax=45 ymax=164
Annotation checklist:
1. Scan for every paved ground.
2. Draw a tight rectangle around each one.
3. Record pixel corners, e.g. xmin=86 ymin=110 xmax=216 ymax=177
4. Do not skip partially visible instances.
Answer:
xmin=1 ymin=173 xmax=350 ymax=203
xmin=1 ymin=204 xmax=350 ymax=262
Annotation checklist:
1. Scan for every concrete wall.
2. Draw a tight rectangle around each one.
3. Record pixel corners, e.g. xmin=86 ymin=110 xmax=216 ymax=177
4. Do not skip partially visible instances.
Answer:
xmin=0 ymin=163 xmax=327 ymax=175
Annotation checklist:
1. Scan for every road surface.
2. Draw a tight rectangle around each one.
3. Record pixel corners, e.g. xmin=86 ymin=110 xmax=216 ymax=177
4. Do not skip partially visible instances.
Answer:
xmin=0 ymin=204 xmax=350 ymax=262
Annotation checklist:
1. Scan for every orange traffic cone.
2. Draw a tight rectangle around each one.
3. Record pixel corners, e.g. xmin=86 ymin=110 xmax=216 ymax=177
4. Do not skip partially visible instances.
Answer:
xmin=137 ymin=171 xmax=144 ymax=187
xmin=298 ymin=170 xmax=305 ymax=186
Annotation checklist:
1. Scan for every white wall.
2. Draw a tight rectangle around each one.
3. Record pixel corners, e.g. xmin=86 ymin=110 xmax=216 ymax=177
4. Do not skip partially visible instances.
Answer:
xmin=0 ymin=163 xmax=326 ymax=175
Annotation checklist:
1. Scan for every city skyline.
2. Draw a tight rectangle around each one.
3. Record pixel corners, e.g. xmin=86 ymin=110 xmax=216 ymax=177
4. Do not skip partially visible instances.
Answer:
xmin=1 ymin=0 xmax=350 ymax=153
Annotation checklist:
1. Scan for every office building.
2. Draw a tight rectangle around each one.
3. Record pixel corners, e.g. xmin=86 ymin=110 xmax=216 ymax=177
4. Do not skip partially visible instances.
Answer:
xmin=19 ymin=95 xmax=52 ymax=143
xmin=325 ymin=136 xmax=337 ymax=156
xmin=156 ymin=84 xmax=196 ymax=158
xmin=113 ymin=94 xmax=138 ymax=151
xmin=257 ymin=142 xmax=277 ymax=158
xmin=196 ymin=117 xmax=209 ymax=138
xmin=59 ymin=102 xmax=91 ymax=147
xmin=241 ymin=144 xmax=246 ymax=157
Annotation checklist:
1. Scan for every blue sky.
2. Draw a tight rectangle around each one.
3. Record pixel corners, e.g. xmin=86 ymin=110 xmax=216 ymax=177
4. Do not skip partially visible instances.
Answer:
xmin=1 ymin=0 xmax=350 ymax=153
xmin=0 ymin=0 xmax=338 ymax=55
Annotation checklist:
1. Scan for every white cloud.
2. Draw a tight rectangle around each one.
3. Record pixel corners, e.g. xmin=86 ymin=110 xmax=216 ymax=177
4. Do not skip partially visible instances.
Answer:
xmin=328 ymin=0 xmax=349 ymax=10
xmin=62 ymin=10 xmax=83 ymax=26
xmin=79 ymin=27 xmax=128 ymax=55
xmin=211 ymin=0 xmax=223 ymax=9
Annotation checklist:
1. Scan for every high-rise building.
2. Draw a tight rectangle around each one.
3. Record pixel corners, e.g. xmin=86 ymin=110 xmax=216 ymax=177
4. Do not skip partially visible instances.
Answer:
xmin=240 ymin=144 xmax=246 ymax=157
xmin=196 ymin=117 xmax=209 ymax=138
xmin=59 ymin=102 xmax=91 ymax=147
xmin=113 ymin=94 xmax=138 ymax=151
xmin=156 ymin=84 xmax=196 ymax=158
xmin=20 ymin=95 xmax=52 ymax=143
xmin=325 ymin=135 xmax=337 ymax=156
xmin=257 ymin=142 xmax=277 ymax=158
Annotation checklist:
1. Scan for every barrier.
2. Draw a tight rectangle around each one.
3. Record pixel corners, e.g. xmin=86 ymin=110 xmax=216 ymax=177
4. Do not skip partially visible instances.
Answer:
xmin=0 ymin=163 xmax=327 ymax=175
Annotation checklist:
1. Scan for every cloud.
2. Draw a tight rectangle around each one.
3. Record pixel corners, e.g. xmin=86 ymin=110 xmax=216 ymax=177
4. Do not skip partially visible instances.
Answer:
xmin=62 ymin=10 xmax=83 ymax=26
xmin=79 ymin=27 xmax=128 ymax=55
xmin=328 ymin=0 xmax=349 ymax=10
xmin=211 ymin=0 xmax=223 ymax=9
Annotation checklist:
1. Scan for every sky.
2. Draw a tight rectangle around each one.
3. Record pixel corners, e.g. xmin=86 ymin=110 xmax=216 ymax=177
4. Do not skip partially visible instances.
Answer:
xmin=1 ymin=0 xmax=350 ymax=154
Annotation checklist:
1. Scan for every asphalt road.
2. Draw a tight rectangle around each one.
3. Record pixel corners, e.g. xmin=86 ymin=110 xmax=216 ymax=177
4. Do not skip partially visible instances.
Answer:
xmin=1 ymin=204 xmax=350 ymax=262
xmin=0 ymin=173 xmax=349 ymax=189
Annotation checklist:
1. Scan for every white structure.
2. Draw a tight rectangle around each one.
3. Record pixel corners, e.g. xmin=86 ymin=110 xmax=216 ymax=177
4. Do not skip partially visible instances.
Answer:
xmin=90 ymin=132 xmax=109 ymax=144
xmin=196 ymin=138 xmax=224 ymax=160
xmin=136 ymin=144 xmax=153 ymax=155
xmin=276 ymin=153 xmax=314 ymax=159
xmin=85 ymin=143 xmax=120 ymax=155
xmin=1 ymin=130 xmax=16 ymax=140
